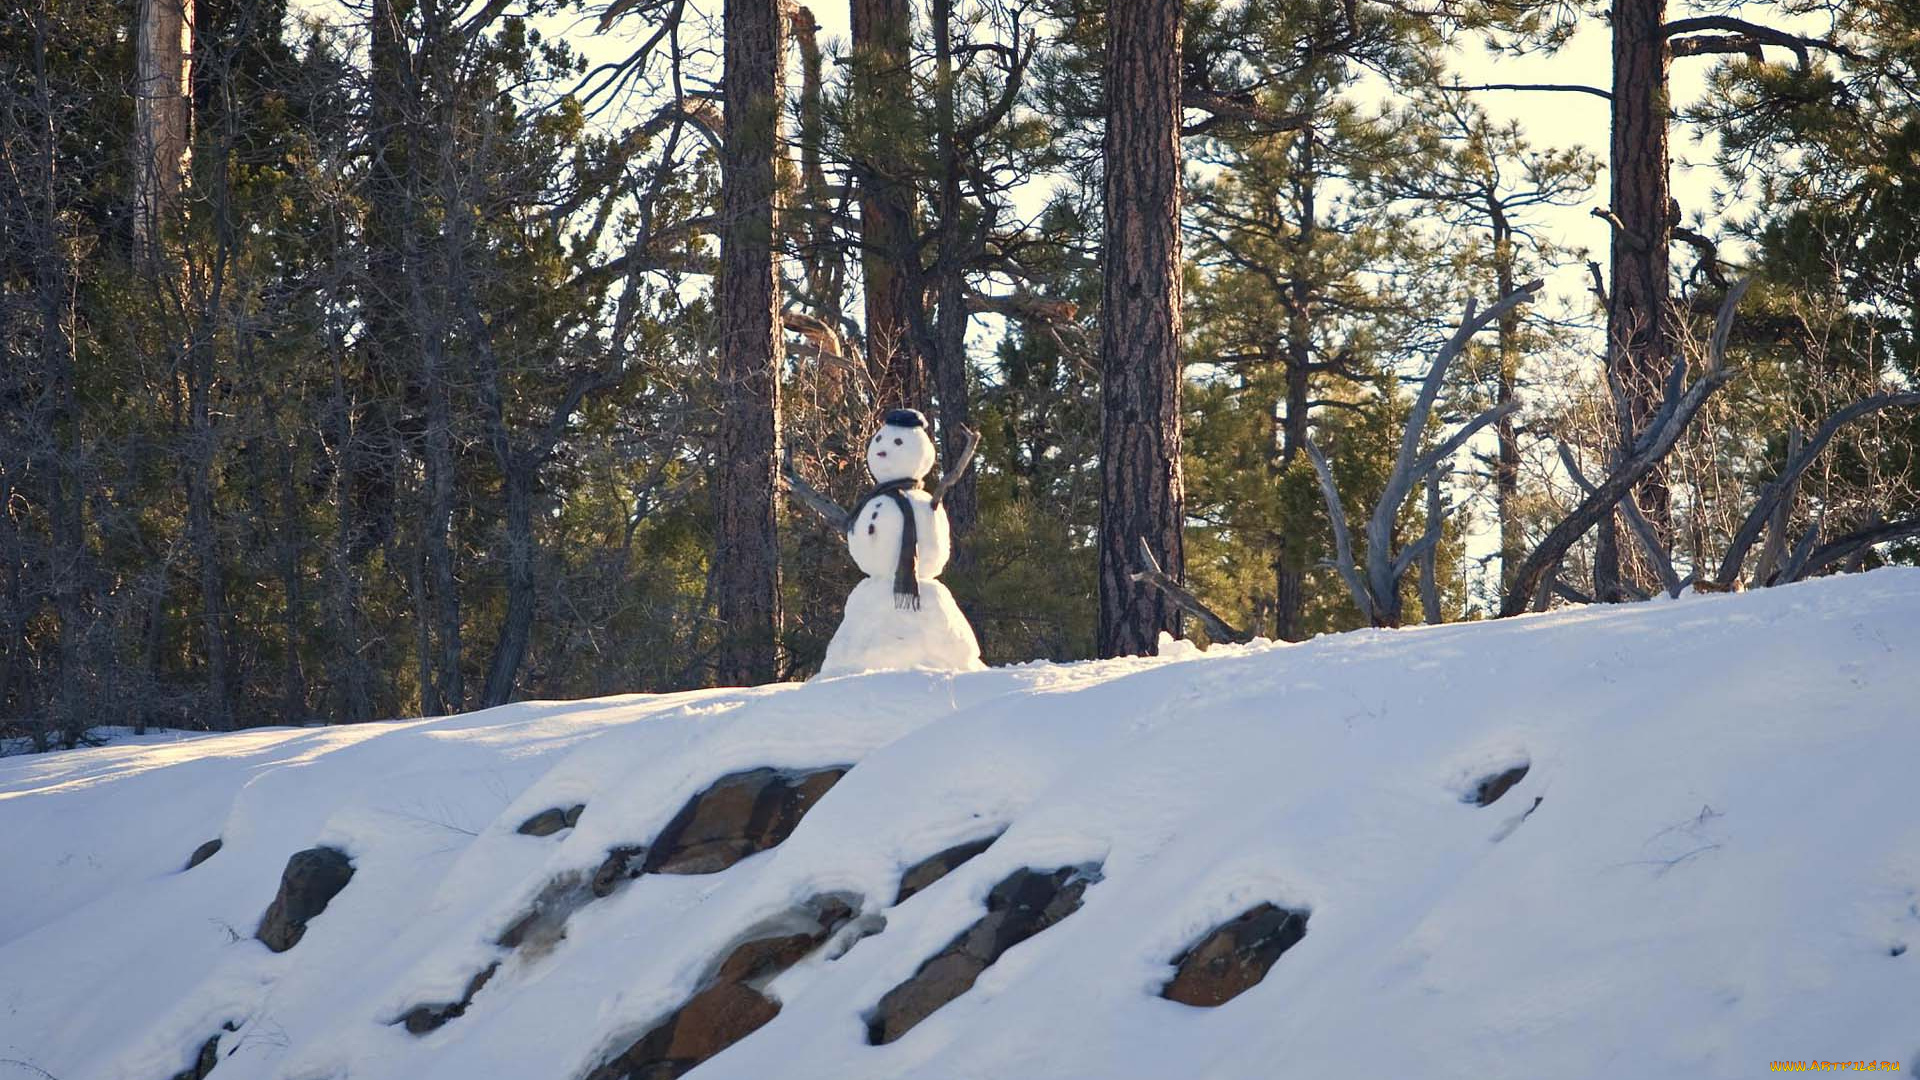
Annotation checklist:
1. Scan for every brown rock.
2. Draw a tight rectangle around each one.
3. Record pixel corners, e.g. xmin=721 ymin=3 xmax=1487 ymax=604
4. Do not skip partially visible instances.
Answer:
xmin=564 ymin=804 xmax=586 ymax=827
xmin=591 ymin=845 xmax=648 ymax=898
xmin=586 ymin=895 xmax=859 ymax=1079
xmin=255 ymin=846 xmax=354 ymax=953
xmin=398 ymin=962 xmax=499 ymax=1035
xmin=184 ymin=838 xmax=223 ymax=870
xmin=894 ymin=833 xmax=1000 ymax=904
xmin=867 ymin=865 xmax=1097 ymax=1045
xmin=644 ymin=767 xmax=850 ymax=875
xmin=517 ymin=808 xmax=571 ymax=836
xmin=1161 ymin=903 xmax=1309 ymax=1008
xmin=1468 ymin=763 xmax=1530 ymax=807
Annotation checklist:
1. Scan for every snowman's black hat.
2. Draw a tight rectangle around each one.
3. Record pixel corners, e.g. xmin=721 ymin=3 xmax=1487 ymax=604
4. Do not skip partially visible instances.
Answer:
xmin=881 ymin=408 xmax=927 ymax=429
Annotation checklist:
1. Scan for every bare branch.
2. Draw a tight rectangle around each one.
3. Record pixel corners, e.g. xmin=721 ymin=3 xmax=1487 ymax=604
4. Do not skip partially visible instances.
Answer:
xmin=1501 ymin=280 xmax=1751 ymax=616
xmin=1303 ymin=436 xmax=1375 ymax=626
xmin=929 ymin=425 xmax=980 ymax=511
xmin=1437 ymin=82 xmax=1612 ymax=101
xmin=1662 ymin=15 xmax=1857 ymax=65
xmin=1788 ymin=516 xmax=1920 ymax=582
xmin=1129 ymin=538 xmax=1248 ymax=644
xmin=1714 ymin=392 xmax=1920 ymax=587
xmin=780 ymin=445 xmax=850 ymax=533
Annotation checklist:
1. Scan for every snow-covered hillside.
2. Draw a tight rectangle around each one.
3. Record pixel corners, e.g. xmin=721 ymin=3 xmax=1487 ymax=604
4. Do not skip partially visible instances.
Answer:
xmin=4 ymin=572 xmax=1918 ymax=1080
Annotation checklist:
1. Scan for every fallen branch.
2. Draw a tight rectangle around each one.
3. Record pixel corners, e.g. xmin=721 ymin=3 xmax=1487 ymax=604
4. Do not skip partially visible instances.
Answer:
xmin=1129 ymin=538 xmax=1248 ymax=645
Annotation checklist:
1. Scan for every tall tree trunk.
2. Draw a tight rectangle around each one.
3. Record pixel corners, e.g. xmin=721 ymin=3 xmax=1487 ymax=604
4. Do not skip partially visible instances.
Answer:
xmin=930 ymin=0 xmax=977 ymax=560
xmin=132 ymin=0 xmax=191 ymax=260
xmin=1492 ymin=218 xmax=1524 ymax=594
xmin=713 ymin=0 xmax=787 ymax=685
xmin=1274 ymin=350 xmax=1310 ymax=641
xmin=850 ymin=0 xmax=923 ymax=410
xmin=1601 ymin=0 xmax=1674 ymax=596
xmin=1097 ymin=0 xmax=1186 ymax=658
xmin=30 ymin=14 xmax=88 ymax=738
xmin=353 ymin=0 xmax=412 ymax=561
xmin=185 ymin=346 xmax=232 ymax=730
xmin=482 ymin=461 xmax=537 ymax=707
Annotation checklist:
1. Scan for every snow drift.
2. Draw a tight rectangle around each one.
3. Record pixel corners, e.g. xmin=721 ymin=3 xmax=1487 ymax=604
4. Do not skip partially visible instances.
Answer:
xmin=3 ymin=570 xmax=1918 ymax=1080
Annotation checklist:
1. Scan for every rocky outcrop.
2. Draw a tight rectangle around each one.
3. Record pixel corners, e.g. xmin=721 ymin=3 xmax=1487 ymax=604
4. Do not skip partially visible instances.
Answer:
xmin=867 ymin=865 xmax=1099 ymax=1045
xmin=184 ymin=838 xmax=222 ymax=870
xmin=517 ymin=804 xmax=586 ymax=837
xmin=585 ymin=895 xmax=857 ymax=1080
xmin=1161 ymin=904 xmax=1309 ymax=1007
xmin=1468 ymin=763 xmax=1530 ymax=807
xmin=167 ymin=1033 xmax=221 ymax=1080
xmin=256 ymin=846 xmax=354 ymax=953
xmin=398 ymin=962 xmax=499 ymax=1035
xmin=500 ymin=766 xmax=848 ymax=956
xmin=166 ymin=1022 xmax=237 ymax=1080
xmin=894 ymin=834 xmax=1000 ymax=904
xmin=644 ymin=767 xmax=850 ymax=875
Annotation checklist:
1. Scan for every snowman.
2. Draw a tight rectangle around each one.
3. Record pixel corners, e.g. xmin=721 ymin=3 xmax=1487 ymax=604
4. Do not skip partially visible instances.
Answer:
xmin=817 ymin=409 xmax=984 ymax=676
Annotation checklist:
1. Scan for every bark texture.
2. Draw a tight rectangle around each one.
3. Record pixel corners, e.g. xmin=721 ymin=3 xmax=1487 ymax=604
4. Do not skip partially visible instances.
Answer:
xmin=1097 ymin=0 xmax=1186 ymax=658
xmin=132 ymin=0 xmax=192 ymax=259
xmin=850 ymin=0 xmax=924 ymax=411
xmin=1603 ymin=0 xmax=1675 ymax=591
xmin=713 ymin=0 xmax=787 ymax=684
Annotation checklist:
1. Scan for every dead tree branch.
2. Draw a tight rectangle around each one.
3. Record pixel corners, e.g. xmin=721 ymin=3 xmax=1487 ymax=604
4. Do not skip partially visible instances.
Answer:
xmin=780 ymin=445 xmax=850 ymax=533
xmin=929 ymin=425 xmax=979 ymax=511
xmin=1713 ymin=391 xmax=1920 ymax=588
xmin=1786 ymin=516 xmax=1920 ymax=583
xmin=1308 ymin=280 xmax=1542 ymax=626
xmin=1500 ymin=279 xmax=1751 ymax=617
xmin=1129 ymin=538 xmax=1249 ymax=644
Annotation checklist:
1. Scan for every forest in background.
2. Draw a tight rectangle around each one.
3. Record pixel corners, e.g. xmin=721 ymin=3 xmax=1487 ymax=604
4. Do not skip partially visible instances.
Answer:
xmin=3 ymin=0 xmax=1916 ymax=745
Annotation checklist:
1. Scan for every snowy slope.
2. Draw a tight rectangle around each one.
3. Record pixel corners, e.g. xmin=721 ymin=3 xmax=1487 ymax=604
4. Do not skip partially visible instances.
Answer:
xmin=3 ymin=571 xmax=1918 ymax=1080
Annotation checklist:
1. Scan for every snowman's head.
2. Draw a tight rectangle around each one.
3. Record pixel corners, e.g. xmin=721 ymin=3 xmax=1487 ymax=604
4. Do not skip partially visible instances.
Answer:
xmin=866 ymin=409 xmax=937 ymax=484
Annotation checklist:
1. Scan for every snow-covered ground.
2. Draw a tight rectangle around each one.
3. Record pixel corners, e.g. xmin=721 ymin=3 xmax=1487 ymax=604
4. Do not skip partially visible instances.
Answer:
xmin=3 ymin=571 xmax=1917 ymax=1080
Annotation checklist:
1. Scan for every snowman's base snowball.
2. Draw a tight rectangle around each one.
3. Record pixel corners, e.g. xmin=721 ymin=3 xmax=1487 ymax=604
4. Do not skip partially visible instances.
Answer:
xmin=817 ymin=577 xmax=983 ymax=677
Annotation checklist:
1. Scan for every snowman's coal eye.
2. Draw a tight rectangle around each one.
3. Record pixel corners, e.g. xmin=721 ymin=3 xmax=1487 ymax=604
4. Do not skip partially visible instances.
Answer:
xmin=893 ymin=437 xmax=903 ymax=445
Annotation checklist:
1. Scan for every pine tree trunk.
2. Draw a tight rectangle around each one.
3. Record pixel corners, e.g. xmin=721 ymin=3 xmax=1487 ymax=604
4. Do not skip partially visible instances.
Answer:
xmin=850 ymin=0 xmax=923 ymax=410
xmin=1601 ymin=0 xmax=1674 ymax=596
xmin=132 ymin=0 xmax=191 ymax=260
xmin=713 ymin=0 xmax=787 ymax=685
xmin=482 ymin=462 xmax=537 ymax=707
xmin=1493 ymin=231 xmax=1524 ymax=594
xmin=930 ymin=0 xmax=976 ymax=559
xmin=1274 ymin=347 xmax=1310 ymax=641
xmin=1096 ymin=0 xmax=1186 ymax=658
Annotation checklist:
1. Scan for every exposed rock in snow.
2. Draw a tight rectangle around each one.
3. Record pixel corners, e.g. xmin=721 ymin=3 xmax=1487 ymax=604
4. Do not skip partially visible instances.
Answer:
xmin=184 ymin=837 xmax=223 ymax=870
xmin=1468 ymin=762 xmax=1532 ymax=807
xmin=643 ymin=766 xmax=851 ymax=875
xmin=255 ymin=846 xmax=354 ymax=953
xmin=867 ymin=864 xmax=1100 ymax=1045
xmin=517 ymin=805 xmax=585 ymax=837
xmin=2 ymin=571 xmax=1918 ymax=1080
xmin=894 ymin=834 xmax=1002 ymax=905
xmin=1161 ymin=903 xmax=1309 ymax=1007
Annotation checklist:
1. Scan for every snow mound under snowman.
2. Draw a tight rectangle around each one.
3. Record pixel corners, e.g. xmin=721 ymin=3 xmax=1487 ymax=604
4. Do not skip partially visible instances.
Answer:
xmin=2 ymin=569 xmax=1918 ymax=1080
